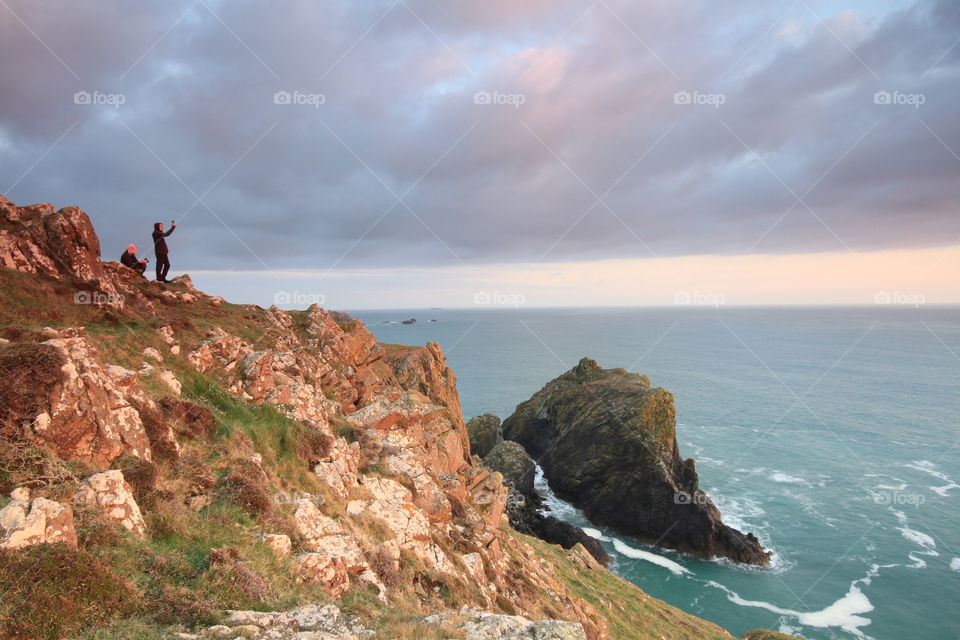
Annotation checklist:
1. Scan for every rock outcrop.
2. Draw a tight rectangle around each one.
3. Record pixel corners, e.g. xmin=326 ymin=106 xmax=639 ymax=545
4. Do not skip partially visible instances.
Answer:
xmin=423 ymin=609 xmax=587 ymax=640
xmin=502 ymin=358 xmax=771 ymax=566
xmin=0 ymin=196 xmax=103 ymax=282
xmin=0 ymin=488 xmax=77 ymax=549
xmin=2 ymin=329 xmax=153 ymax=468
xmin=484 ymin=441 xmax=536 ymax=497
xmin=468 ymin=413 xmax=503 ymax=458
xmin=74 ymin=469 xmax=147 ymax=537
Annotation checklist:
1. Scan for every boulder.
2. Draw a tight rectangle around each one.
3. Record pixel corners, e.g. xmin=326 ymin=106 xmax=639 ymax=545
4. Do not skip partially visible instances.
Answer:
xmin=0 ymin=491 xmax=77 ymax=549
xmin=483 ymin=441 xmax=535 ymax=496
xmin=468 ymin=413 xmax=503 ymax=458
xmin=74 ymin=470 xmax=147 ymax=537
xmin=502 ymin=357 xmax=771 ymax=567
xmin=261 ymin=533 xmax=292 ymax=556
xmin=297 ymin=552 xmax=351 ymax=597
xmin=159 ymin=370 xmax=182 ymax=396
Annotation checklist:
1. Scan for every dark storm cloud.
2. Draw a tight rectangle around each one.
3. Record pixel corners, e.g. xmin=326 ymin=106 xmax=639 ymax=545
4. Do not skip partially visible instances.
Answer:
xmin=1 ymin=0 xmax=958 ymax=271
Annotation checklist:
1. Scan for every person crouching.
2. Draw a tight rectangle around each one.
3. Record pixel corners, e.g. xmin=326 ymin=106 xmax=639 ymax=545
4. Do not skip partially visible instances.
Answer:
xmin=120 ymin=244 xmax=148 ymax=276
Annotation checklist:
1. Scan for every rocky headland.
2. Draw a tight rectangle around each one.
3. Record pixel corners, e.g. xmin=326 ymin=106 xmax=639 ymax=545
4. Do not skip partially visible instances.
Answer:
xmin=0 ymin=195 xmax=788 ymax=639
xmin=502 ymin=357 xmax=772 ymax=567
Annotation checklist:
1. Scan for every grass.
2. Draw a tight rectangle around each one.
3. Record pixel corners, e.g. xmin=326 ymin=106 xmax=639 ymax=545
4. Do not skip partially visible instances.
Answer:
xmin=179 ymin=369 xmax=329 ymax=492
xmin=513 ymin=532 xmax=735 ymax=640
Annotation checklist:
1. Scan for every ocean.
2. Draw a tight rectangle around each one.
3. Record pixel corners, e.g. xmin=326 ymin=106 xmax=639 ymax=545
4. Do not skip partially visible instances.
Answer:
xmin=352 ymin=306 xmax=960 ymax=640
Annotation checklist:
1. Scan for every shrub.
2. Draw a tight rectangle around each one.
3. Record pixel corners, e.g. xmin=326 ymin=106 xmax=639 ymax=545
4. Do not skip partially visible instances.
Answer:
xmin=160 ymin=398 xmax=217 ymax=440
xmin=0 ymin=544 xmax=138 ymax=639
xmin=117 ymin=455 xmax=160 ymax=504
xmin=206 ymin=547 xmax=273 ymax=606
xmin=218 ymin=459 xmax=274 ymax=518
xmin=0 ymin=342 xmax=66 ymax=425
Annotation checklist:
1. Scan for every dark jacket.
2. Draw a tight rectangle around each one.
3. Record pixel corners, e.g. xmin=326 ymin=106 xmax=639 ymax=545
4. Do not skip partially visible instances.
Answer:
xmin=120 ymin=250 xmax=140 ymax=268
xmin=152 ymin=223 xmax=174 ymax=255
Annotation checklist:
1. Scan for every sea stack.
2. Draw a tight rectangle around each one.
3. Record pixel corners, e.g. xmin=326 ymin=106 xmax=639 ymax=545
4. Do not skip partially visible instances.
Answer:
xmin=502 ymin=357 xmax=771 ymax=566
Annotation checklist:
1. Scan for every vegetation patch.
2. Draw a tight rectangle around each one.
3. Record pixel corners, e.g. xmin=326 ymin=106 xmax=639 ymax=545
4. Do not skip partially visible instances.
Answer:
xmin=0 ymin=341 xmax=65 ymax=427
xmin=0 ymin=544 xmax=139 ymax=640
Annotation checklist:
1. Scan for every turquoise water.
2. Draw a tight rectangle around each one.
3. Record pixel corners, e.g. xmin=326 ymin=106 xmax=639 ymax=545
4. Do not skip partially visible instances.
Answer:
xmin=352 ymin=307 xmax=960 ymax=640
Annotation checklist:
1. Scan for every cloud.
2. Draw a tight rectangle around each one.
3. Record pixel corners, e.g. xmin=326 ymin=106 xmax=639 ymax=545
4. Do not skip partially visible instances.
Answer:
xmin=0 ymin=0 xmax=958 ymax=274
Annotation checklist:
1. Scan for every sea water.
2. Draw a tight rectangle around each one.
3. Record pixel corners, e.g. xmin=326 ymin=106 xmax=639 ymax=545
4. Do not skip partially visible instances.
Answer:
xmin=353 ymin=306 xmax=960 ymax=640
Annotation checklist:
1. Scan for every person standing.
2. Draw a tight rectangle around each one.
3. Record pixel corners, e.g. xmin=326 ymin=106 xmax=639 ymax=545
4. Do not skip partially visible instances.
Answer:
xmin=152 ymin=220 xmax=177 ymax=282
xmin=120 ymin=244 xmax=148 ymax=276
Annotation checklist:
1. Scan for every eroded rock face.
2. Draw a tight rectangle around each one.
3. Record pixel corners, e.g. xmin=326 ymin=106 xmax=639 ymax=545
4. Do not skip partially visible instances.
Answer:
xmin=26 ymin=330 xmax=152 ymax=468
xmin=0 ymin=489 xmax=77 ymax=549
xmin=0 ymin=197 xmax=103 ymax=281
xmin=502 ymin=358 xmax=771 ymax=567
xmin=349 ymin=475 xmax=452 ymax=573
xmin=293 ymin=498 xmax=387 ymax=601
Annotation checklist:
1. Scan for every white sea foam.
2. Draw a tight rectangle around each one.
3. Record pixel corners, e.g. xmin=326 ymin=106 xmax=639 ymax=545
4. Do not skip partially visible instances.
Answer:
xmin=930 ymin=482 xmax=960 ymax=497
xmin=582 ymin=527 xmax=605 ymax=540
xmin=950 ymin=558 xmax=960 ymax=572
xmin=876 ymin=483 xmax=908 ymax=491
xmin=707 ymin=578 xmax=875 ymax=638
xmin=904 ymin=460 xmax=958 ymax=496
xmin=770 ymin=471 xmax=807 ymax=484
xmin=581 ymin=525 xmax=693 ymax=577
xmin=609 ymin=538 xmax=691 ymax=576
xmin=892 ymin=509 xmax=939 ymax=568
xmin=534 ymin=466 xmax=581 ymax=519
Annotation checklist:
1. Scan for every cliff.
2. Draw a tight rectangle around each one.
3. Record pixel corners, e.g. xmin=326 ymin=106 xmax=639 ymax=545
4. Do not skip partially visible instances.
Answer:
xmin=502 ymin=357 xmax=772 ymax=566
xmin=0 ymin=196 xmax=792 ymax=640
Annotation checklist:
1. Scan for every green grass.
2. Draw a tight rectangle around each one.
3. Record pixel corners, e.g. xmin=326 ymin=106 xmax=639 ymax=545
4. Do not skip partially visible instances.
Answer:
xmin=514 ymin=532 xmax=734 ymax=640
xmin=179 ymin=370 xmax=327 ymax=491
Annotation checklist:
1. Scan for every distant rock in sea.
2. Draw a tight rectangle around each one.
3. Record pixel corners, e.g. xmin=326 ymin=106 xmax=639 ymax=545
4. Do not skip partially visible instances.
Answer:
xmin=502 ymin=357 xmax=771 ymax=567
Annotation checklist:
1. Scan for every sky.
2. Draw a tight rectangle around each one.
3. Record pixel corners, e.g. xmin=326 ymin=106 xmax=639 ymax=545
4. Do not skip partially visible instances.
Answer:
xmin=1 ymin=0 xmax=958 ymax=308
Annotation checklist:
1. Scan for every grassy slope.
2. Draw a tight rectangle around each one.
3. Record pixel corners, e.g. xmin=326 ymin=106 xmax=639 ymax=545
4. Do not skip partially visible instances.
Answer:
xmin=0 ymin=267 xmax=791 ymax=640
